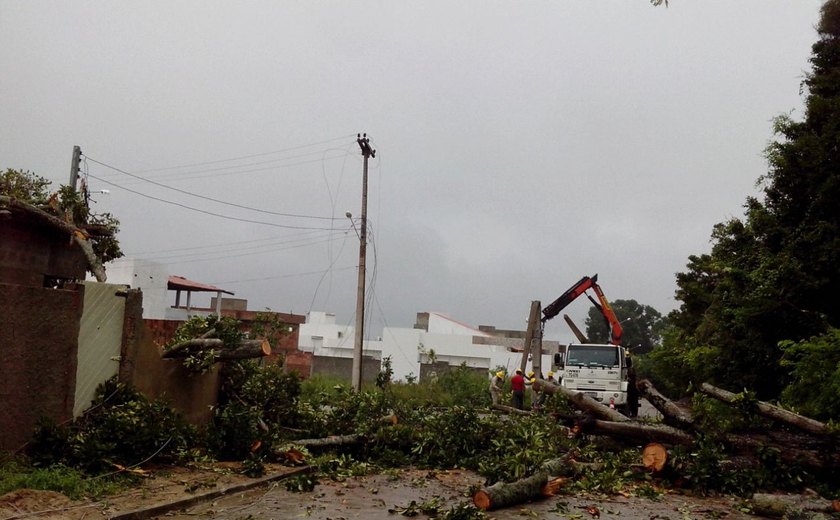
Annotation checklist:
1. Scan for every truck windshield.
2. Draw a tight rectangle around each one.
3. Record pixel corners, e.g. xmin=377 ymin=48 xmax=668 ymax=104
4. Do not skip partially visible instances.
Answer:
xmin=565 ymin=346 xmax=620 ymax=368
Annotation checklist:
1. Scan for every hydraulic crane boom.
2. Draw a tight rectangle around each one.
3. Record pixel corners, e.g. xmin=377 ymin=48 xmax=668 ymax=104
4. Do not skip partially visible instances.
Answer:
xmin=541 ymin=274 xmax=623 ymax=346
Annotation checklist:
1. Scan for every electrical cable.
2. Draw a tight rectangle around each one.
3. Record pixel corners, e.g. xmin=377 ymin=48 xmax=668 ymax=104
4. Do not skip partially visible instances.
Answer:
xmin=102 ymin=149 xmax=358 ymax=186
xmin=126 ymin=230 xmax=344 ymax=262
xmin=84 ymin=155 xmax=340 ymax=221
xmin=123 ymin=228 xmax=332 ymax=256
xmin=85 ymin=172 xmax=336 ymax=231
xmin=130 ymin=133 xmax=356 ymax=174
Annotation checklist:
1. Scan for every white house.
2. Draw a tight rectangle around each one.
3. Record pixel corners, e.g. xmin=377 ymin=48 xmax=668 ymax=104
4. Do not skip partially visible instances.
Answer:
xmin=298 ymin=311 xmax=559 ymax=381
xmin=105 ymin=258 xmax=234 ymax=320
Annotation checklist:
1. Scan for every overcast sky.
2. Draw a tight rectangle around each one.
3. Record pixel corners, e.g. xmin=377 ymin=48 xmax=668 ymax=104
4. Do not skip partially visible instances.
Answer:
xmin=1 ymin=1 xmax=825 ymax=342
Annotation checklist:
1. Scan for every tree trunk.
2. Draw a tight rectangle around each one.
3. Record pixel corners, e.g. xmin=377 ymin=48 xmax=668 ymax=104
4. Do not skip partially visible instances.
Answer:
xmin=290 ymin=434 xmax=364 ymax=448
xmin=723 ymin=433 xmax=839 ymax=471
xmin=700 ymin=383 xmax=828 ymax=436
xmin=642 ymin=442 xmax=668 ymax=473
xmin=473 ymin=458 xmax=599 ymax=511
xmin=534 ymin=380 xmax=630 ymax=422
xmin=637 ymin=379 xmax=695 ymax=430
xmin=751 ymin=493 xmax=840 ymax=518
xmin=591 ymin=420 xmax=695 ymax=446
xmin=162 ymin=338 xmax=270 ymax=359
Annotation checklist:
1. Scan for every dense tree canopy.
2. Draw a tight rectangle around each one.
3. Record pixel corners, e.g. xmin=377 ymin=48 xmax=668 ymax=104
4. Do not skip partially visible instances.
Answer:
xmin=646 ymin=0 xmax=840 ymax=416
xmin=584 ymin=299 xmax=666 ymax=355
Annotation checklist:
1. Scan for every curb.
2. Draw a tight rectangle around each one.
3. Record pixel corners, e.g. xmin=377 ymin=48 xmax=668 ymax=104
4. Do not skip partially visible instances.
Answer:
xmin=109 ymin=466 xmax=313 ymax=520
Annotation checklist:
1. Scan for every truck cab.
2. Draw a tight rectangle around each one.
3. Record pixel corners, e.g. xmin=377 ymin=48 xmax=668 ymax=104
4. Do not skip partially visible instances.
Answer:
xmin=554 ymin=343 xmax=629 ymax=409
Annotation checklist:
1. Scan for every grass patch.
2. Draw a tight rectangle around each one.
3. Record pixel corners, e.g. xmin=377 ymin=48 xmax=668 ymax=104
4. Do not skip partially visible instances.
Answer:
xmin=0 ymin=461 xmax=132 ymax=500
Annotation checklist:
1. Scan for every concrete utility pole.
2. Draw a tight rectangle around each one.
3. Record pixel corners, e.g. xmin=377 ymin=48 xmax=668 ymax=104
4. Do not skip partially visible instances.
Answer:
xmin=352 ymin=133 xmax=375 ymax=392
xmin=520 ymin=300 xmax=542 ymax=373
xmin=69 ymin=145 xmax=81 ymax=190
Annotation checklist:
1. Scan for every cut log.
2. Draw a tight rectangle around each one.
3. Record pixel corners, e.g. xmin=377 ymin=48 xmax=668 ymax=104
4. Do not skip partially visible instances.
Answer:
xmin=637 ymin=379 xmax=695 ymax=430
xmin=700 ymin=383 xmax=828 ymax=436
xmin=642 ymin=442 xmax=668 ymax=473
xmin=290 ymin=434 xmax=364 ymax=448
xmin=473 ymin=458 xmax=599 ymax=511
xmin=540 ymin=477 xmax=569 ymax=497
xmin=591 ymin=420 xmax=695 ymax=446
xmin=534 ymin=379 xmax=630 ymax=423
xmin=751 ymin=493 xmax=840 ymax=518
xmin=474 ymin=471 xmax=550 ymax=511
xmin=162 ymin=338 xmax=270 ymax=359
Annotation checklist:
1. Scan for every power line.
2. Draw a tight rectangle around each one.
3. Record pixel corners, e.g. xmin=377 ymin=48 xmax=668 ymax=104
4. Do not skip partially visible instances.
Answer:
xmin=131 ymin=134 xmax=357 ymax=173
xmin=85 ymin=172 xmax=337 ymax=231
xmin=104 ymin=149 xmax=358 ymax=186
xmin=124 ymin=228 xmax=335 ymax=256
xmin=211 ymin=265 xmax=358 ymax=285
xmin=84 ymin=155 xmax=339 ymax=221
xmin=129 ymin=232 xmax=348 ymax=263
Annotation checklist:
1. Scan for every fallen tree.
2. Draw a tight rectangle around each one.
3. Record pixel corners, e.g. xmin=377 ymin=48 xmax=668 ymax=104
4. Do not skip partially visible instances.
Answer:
xmin=699 ymin=383 xmax=829 ymax=436
xmin=533 ymin=379 xmax=630 ymax=422
xmin=162 ymin=338 xmax=271 ymax=360
xmin=637 ymin=379 xmax=696 ymax=430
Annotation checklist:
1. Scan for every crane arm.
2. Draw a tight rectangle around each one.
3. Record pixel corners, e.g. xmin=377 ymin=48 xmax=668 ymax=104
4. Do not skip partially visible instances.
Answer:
xmin=541 ymin=273 xmax=623 ymax=346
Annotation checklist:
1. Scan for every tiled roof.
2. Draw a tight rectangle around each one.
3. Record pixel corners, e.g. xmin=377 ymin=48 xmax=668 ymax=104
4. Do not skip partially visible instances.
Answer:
xmin=167 ymin=275 xmax=234 ymax=295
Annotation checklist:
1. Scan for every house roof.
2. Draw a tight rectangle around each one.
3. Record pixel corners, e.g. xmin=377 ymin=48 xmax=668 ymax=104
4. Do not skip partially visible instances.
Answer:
xmin=167 ymin=275 xmax=234 ymax=295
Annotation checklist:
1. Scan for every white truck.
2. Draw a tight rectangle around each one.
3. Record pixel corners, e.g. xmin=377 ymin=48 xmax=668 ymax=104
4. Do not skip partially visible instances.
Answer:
xmin=554 ymin=343 xmax=631 ymax=413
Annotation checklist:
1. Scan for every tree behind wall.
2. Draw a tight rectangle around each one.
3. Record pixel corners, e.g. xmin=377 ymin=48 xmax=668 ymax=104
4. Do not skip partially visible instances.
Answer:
xmin=648 ymin=0 xmax=840 ymax=401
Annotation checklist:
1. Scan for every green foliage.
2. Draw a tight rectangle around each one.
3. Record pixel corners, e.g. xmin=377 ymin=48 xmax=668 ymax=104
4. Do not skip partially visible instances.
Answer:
xmin=668 ymin=438 xmax=812 ymax=497
xmin=585 ymin=299 xmax=667 ymax=355
xmin=0 ymin=168 xmax=123 ymax=266
xmin=566 ymin=449 xmax=640 ymax=495
xmin=315 ymin=453 xmax=376 ymax=481
xmin=410 ymin=406 xmax=491 ymax=470
xmin=0 ymin=460 xmax=130 ymax=500
xmin=0 ymin=168 xmax=51 ymax=203
xmin=27 ymin=379 xmax=197 ymax=473
xmin=375 ymin=355 xmax=394 ymax=389
xmin=643 ymin=4 xmax=840 ymax=406
xmin=780 ymin=328 xmax=840 ymax=420
xmin=248 ymin=310 xmax=291 ymax=350
xmin=477 ymin=415 xmax=569 ymax=484
xmin=284 ymin=473 xmax=318 ymax=492
xmin=388 ymin=363 xmax=490 ymax=408
xmin=209 ymin=361 xmax=302 ymax=460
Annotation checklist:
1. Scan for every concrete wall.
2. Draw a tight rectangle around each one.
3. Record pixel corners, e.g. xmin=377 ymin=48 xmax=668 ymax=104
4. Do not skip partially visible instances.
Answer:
xmin=120 ymin=293 xmax=221 ymax=426
xmin=311 ymin=355 xmax=381 ymax=383
xmin=0 ymin=283 xmax=84 ymax=451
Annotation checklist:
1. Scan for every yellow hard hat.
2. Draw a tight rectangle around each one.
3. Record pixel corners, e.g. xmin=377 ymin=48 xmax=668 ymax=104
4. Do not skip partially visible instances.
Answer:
xmin=530 ymin=377 xmax=536 ymax=384
xmin=496 ymin=371 xmax=504 ymax=378
xmin=547 ymin=371 xmax=554 ymax=377
xmin=527 ymin=371 xmax=535 ymax=377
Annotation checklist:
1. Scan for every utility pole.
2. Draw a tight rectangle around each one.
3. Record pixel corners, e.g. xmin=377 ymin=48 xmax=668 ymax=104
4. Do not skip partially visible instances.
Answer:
xmin=520 ymin=300 xmax=542 ymax=373
xmin=69 ymin=145 xmax=82 ymax=191
xmin=352 ymin=133 xmax=375 ymax=392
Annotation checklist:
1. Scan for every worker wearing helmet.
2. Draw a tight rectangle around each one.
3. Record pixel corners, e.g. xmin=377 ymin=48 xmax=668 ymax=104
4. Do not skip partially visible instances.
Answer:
xmin=489 ymin=371 xmax=505 ymax=406
xmin=510 ymin=369 xmax=526 ymax=410
xmin=546 ymin=371 xmax=556 ymax=384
